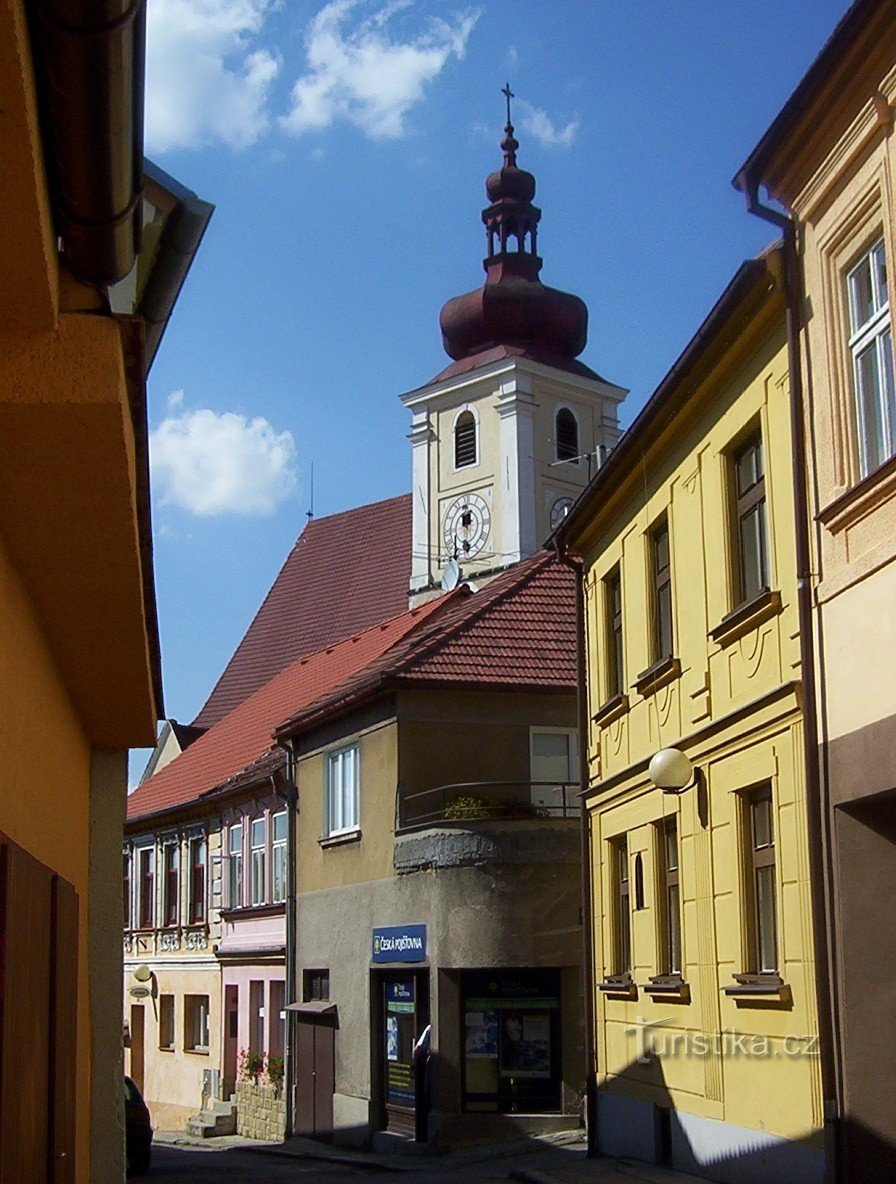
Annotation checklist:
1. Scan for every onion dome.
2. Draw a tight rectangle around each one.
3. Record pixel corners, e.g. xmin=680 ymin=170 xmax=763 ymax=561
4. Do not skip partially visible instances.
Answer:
xmin=439 ymin=92 xmax=588 ymax=368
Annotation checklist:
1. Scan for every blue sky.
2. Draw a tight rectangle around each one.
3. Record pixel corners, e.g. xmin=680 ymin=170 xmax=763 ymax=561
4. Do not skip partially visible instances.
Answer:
xmin=138 ymin=0 xmax=847 ymax=774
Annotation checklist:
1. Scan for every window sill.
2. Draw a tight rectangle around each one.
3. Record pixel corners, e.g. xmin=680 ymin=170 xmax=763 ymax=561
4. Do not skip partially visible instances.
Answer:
xmin=184 ymin=1047 xmax=209 ymax=1056
xmin=220 ymin=903 xmax=284 ymax=920
xmin=642 ymin=974 xmax=689 ymax=1001
xmin=723 ymin=973 xmax=789 ymax=1001
xmin=818 ymin=449 xmax=896 ymax=533
xmin=319 ymin=829 xmax=361 ymax=849
xmin=709 ymin=589 xmax=781 ymax=648
xmin=592 ymin=694 xmax=629 ymax=728
xmin=158 ymin=1046 xmax=175 ymax=1054
xmin=634 ymin=656 xmax=681 ymax=698
xmin=597 ymin=973 xmax=636 ymax=999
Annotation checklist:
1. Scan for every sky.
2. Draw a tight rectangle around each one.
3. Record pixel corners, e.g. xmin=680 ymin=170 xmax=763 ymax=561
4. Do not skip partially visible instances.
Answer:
xmin=135 ymin=0 xmax=849 ymax=779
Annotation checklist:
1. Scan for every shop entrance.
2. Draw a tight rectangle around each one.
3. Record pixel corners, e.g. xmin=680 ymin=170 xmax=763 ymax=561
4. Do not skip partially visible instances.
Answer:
xmin=461 ymin=968 xmax=561 ymax=1113
xmin=377 ymin=971 xmax=429 ymax=1137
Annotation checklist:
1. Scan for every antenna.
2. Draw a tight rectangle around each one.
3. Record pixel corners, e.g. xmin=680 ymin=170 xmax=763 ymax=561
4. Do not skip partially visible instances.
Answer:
xmin=306 ymin=462 xmax=314 ymax=521
xmin=441 ymin=558 xmax=460 ymax=591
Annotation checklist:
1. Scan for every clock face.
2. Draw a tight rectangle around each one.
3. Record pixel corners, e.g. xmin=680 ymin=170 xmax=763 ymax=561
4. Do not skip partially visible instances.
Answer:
xmin=550 ymin=497 xmax=574 ymax=530
xmin=444 ymin=492 xmax=490 ymax=560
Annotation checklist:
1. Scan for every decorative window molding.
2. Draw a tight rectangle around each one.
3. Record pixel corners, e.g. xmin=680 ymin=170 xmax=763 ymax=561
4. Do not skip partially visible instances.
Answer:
xmin=228 ymin=821 xmax=243 ymax=909
xmin=730 ymin=432 xmax=770 ymax=608
xmin=846 ymin=237 xmax=893 ymax=479
xmin=188 ymin=836 xmax=207 ymax=924
xmin=250 ymin=816 xmax=266 ymax=906
xmin=272 ymin=810 xmax=287 ymax=904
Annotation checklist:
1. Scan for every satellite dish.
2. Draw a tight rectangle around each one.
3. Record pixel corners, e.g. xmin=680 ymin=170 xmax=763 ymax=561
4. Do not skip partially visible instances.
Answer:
xmin=133 ymin=964 xmax=152 ymax=982
xmin=129 ymin=985 xmax=151 ymax=999
xmin=441 ymin=558 xmax=460 ymax=591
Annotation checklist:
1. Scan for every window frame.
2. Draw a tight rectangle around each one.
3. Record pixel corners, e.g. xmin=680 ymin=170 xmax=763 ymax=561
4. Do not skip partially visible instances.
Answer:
xmin=303 ymin=968 xmax=330 ymax=1002
xmin=731 ymin=432 xmax=769 ymax=607
xmin=604 ymin=567 xmax=624 ymax=700
xmin=611 ymin=836 xmax=631 ymax=976
xmin=325 ymin=744 xmax=360 ymax=838
xmin=741 ymin=783 xmax=779 ymax=976
xmin=123 ymin=849 xmax=132 ymax=928
xmin=250 ymin=815 xmax=266 ymax=906
xmin=657 ymin=816 xmax=682 ymax=978
xmin=271 ymin=810 xmax=287 ymax=904
xmin=555 ymin=406 xmax=580 ymax=463
xmin=846 ymin=236 xmax=894 ymax=478
xmin=649 ymin=516 xmax=673 ymax=662
xmin=162 ymin=840 xmax=179 ymax=929
xmin=159 ymin=994 xmax=175 ymax=1051
xmin=453 ymin=408 xmax=478 ymax=470
xmin=138 ymin=846 xmax=155 ymax=930
xmin=188 ymin=835 xmax=207 ymax=925
xmin=184 ymin=994 xmax=210 ymax=1053
xmin=228 ymin=821 xmax=243 ymax=909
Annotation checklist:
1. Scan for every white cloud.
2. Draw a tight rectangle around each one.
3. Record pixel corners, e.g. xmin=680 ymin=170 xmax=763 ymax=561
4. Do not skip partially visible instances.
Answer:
xmin=280 ymin=0 xmax=480 ymax=140
xmin=517 ymin=98 xmax=577 ymax=148
xmin=146 ymin=0 xmax=280 ymax=152
xmin=150 ymin=408 xmax=297 ymax=516
xmin=167 ymin=388 xmax=185 ymax=408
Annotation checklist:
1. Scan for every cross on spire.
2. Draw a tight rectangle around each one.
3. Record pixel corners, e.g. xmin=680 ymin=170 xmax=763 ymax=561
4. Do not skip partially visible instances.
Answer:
xmin=502 ymin=81 xmax=514 ymax=127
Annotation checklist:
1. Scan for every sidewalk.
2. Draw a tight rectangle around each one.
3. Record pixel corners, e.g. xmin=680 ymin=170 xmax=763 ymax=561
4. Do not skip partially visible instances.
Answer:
xmin=155 ymin=1127 xmax=708 ymax=1184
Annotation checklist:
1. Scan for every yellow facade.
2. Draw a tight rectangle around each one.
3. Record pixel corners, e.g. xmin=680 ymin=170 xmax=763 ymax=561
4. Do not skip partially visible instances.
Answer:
xmin=0 ymin=4 xmax=159 ymax=1180
xmin=561 ymin=249 xmax=825 ymax=1177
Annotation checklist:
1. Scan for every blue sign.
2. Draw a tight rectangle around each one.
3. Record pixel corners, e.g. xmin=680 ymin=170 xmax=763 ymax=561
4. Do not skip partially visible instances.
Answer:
xmin=372 ymin=924 xmax=427 ymax=963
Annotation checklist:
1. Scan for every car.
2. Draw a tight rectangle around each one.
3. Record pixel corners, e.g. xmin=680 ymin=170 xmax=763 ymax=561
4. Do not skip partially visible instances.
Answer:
xmin=125 ymin=1076 xmax=153 ymax=1174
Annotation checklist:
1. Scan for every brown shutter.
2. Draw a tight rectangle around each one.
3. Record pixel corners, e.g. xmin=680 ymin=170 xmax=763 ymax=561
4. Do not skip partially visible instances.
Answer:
xmin=49 ymin=875 xmax=78 ymax=1183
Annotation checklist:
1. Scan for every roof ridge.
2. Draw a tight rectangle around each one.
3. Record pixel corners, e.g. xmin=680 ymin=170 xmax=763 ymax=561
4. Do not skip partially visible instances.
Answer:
xmin=301 ymin=491 xmax=411 ymax=531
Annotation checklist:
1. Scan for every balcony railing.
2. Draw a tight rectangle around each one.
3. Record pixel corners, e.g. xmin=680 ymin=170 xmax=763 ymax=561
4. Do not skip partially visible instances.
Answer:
xmin=397 ymin=780 xmax=579 ymax=833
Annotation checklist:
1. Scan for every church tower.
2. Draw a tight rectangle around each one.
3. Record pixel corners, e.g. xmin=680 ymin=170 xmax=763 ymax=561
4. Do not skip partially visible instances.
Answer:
xmin=401 ymin=97 xmax=627 ymax=604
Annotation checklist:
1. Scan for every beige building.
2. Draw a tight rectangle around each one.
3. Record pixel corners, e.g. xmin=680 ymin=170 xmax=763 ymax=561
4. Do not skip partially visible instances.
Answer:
xmin=735 ymin=1 xmax=896 ymax=1178
xmin=556 ymin=247 xmax=826 ymax=1184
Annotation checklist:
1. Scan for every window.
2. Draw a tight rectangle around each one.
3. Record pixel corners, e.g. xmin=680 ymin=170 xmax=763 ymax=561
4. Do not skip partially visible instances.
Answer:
xmin=604 ymin=567 xmax=624 ymax=699
xmin=251 ymin=816 xmax=266 ymax=906
xmin=613 ymin=837 xmax=631 ymax=975
xmin=454 ymin=410 xmax=477 ymax=468
xmin=530 ymin=728 xmax=578 ymax=813
xmin=123 ymin=851 xmax=131 ymax=927
xmin=650 ymin=518 xmax=673 ymax=661
xmin=189 ymin=836 xmax=206 ymax=924
xmin=658 ymin=817 xmax=681 ymax=976
xmin=228 ymin=822 xmax=243 ymax=908
xmin=326 ymin=745 xmax=359 ymax=837
xmin=847 ymin=238 xmax=894 ymax=477
xmin=249 ymin=980 xmax=264 ymax=1052
xmin=269 ymin=981 xmax=286 ymax=1060
xmin=184 ymin=994 xmax=210 ymax=1052
xmin=138 ymin=847 xmax=155 ymax=929
xmin=159 ymin=994 xmax=175 ymax=1050
xmin=272 ymin=811 xmax=287 ymax=903
xmin=744 ymin=785 xmax=778 ymax=975
xmin=163 ymin=842 xmax=179 ymax=927
xmin=732 ymin=433 xmax=768 ymax=605
xmin=556 ymin=407 xmax=579 ymax=462
xmin=303 ymin=969 xmax=330 ymax=1001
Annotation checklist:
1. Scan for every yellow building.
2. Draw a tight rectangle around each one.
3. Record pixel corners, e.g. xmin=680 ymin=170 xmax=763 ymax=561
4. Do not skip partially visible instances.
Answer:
xmin=0 ymin=3 xmax=160 ymax=1182
xmin=555 ymin=246 xmax=826 ymax=1184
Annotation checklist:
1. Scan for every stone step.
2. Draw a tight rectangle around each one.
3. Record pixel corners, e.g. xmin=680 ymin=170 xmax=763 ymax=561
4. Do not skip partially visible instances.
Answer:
xmin=186 ymin=1105 xmax=237 ymax=1138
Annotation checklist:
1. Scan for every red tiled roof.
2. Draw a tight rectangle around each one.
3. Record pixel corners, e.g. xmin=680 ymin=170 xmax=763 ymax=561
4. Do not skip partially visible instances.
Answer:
xmin=127 ymin=591 xmax=454 ymax=822
xmin=276 ymin=551 xmax=577 ymax=738
xmin=192 ymin=494 xmax=412 ymax=729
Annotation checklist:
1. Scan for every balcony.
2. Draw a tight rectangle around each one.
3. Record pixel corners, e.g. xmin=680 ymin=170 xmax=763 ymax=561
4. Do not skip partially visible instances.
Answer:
xmin=394 ymin=780 xmax=581 ymax=875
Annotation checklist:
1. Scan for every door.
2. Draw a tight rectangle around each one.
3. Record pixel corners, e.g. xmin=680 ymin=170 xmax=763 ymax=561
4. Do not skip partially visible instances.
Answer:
xmin=380 ymin=974 xmax=428 ymax=1138
xmin=295 ymin=1014 xmax=335 ymax=1141
xmin=223 ymin=985 xmax=238 ymax=1099
xmin=129 ymin=1005 xmax=145 ymax=1094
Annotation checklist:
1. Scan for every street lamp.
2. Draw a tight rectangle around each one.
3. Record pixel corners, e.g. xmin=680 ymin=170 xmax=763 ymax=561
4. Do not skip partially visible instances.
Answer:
xmin=648 ymin=747 xmax=694 ymax=794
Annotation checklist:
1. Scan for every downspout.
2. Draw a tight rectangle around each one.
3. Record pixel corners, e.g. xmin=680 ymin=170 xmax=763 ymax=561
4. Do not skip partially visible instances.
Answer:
xmin=554 ymin=540 xmax=597 ymax=1156
xmin=276 ymin=738 xmax=299 ymax=1138
xmin=739 ymin=181 xmax=839 ymax=1172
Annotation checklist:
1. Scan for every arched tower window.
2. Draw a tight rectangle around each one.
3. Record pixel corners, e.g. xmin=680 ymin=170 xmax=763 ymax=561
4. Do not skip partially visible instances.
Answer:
xmin=455 ymin=410 xmax=477 ymax=468
xmin=556 ymin=408 xmax=579 ymax=462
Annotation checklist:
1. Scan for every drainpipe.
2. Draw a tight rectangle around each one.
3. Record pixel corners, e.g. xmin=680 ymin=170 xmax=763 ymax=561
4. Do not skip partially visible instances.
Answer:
xmin=554 ymin=541 xmax=597 ymax=1156
xmin=738 ymin=182 xmax=839 ymax=1176
xmin=276 ymin=739 xmax=299 ymax=1138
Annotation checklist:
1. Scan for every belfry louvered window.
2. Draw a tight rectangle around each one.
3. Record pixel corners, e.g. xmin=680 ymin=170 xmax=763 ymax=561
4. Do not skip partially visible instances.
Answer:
xmin=556 ymin=408 xmax=579 ymax=462
xmin=454 ymin=411 xmax=477 ymax=468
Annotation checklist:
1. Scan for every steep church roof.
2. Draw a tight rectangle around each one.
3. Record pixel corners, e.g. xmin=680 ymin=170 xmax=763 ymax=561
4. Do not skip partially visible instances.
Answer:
xmin=192 ymin=493 xmax=412 ymax=728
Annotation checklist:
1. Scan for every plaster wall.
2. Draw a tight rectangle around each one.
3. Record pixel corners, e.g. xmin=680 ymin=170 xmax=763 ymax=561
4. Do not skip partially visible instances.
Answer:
xmin=221 ymin=964 xmax=285 ymax=1057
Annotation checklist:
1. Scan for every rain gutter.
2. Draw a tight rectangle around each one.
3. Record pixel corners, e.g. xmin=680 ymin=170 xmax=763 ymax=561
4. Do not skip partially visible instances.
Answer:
xmin=30 ymin=0 xmax=146 ymax=286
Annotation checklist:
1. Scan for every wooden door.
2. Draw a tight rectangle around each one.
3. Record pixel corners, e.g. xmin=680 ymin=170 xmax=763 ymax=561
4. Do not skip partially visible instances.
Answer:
xmin=0 ymin=834 xmax=78 ymax=1184
xmin=223 ymin=985 xmax=239 ymax=1099
xmin=130 ymin=1006 xmax=145 ymax=1093
xmin=295 ymin=1017 xmax=335 ymax=1141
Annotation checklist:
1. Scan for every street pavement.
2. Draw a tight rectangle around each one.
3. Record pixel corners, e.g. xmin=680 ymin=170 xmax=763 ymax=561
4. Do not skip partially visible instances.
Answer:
xmin=144 ymin=1129 xmax=709 ymax=1184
